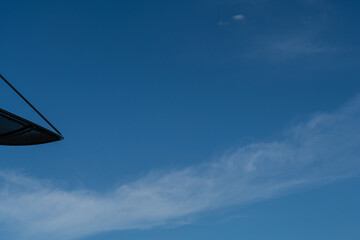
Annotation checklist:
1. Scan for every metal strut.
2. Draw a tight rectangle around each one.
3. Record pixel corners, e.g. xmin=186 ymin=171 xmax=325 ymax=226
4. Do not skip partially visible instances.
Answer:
xmin=0 ymin=74 xmax=63 ymax=137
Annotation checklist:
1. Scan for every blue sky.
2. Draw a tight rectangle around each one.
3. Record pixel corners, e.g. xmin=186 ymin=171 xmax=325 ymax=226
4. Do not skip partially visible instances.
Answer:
xmin=0 ymin=0 xmax=360 ymax=239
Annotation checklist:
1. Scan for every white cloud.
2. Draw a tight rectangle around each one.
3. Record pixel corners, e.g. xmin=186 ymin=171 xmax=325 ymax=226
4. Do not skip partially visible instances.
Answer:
xmin=232 ymin=14 xmax=245 ymax=21
xmin=0 ymin=95 xmax=360 ymax=240
xmin=218 ymin=14 xmax=245 ymax=26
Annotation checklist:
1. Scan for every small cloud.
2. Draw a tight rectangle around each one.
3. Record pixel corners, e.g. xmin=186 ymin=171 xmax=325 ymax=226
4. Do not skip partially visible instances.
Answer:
xmin=232 ymin=14 xmax=245 ymax=21
xmin=218 ymin=14 xmax=245 ymax=26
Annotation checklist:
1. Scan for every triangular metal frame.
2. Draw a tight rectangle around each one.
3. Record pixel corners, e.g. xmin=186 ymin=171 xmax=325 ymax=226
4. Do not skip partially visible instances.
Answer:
xmin=0 ymin=73 xmax=63 ymax=145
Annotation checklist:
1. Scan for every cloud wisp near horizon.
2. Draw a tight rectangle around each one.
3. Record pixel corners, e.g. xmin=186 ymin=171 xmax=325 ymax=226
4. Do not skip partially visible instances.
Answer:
xmin=0 ymin=95 xmax=360 ymax=240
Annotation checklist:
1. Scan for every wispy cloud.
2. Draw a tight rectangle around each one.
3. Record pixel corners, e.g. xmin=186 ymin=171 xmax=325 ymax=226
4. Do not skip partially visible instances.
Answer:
xmin=232 ymin=14 xmax=245 ymax=21
xmin=218 ymin=13 xmax=246 ymax=26
xmin=248 ymin=35 xmax=338 ymax=60
xmin=269 ymin=38 xmax=333 ymax=54
xmin=1 ymin=95 xmax=360 ymax=240
xmin=218 ymin=20 xmax=230 ymax=26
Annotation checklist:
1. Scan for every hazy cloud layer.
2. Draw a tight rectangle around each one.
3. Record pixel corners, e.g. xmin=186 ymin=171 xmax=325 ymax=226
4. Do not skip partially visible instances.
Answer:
xmin=267 ymin=37 xmax=337 ymax=56
xmin=247 ymin=35 xmax=338 ymax=60
xmin=0 ymin=95 xmax=360 ymax=240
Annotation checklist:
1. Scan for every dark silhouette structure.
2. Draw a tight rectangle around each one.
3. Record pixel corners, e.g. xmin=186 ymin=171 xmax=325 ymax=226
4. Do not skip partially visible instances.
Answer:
xmin=0 ymin=74 xmax=63 ymax=145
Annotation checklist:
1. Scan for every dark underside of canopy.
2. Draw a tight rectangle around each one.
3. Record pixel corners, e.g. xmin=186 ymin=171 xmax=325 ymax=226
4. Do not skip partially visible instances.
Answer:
xmin=0 ymin=108 xmax=63 ymax=146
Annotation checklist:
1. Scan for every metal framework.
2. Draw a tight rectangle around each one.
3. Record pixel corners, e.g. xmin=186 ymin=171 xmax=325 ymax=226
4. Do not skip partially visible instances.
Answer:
xmin=0 ymin=74 xmax=63 ymax=145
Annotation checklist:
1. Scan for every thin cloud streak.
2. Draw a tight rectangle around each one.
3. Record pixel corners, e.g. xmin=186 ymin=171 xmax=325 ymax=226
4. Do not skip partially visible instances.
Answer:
xmin=270 ymin=38 xmax=334 ymax=54
xmin=0 ymin=96 xmax=360 ymax=240
xmin=246 ymin=35 xmax=339 ymax=61
xmin=218 ymin=13 xmax=245 ymax=26
xmin=232 ymin=14 xmax=245 ymax=21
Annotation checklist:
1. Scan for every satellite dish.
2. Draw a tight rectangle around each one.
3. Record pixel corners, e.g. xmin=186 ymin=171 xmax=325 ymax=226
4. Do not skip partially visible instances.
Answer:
xmin=0 ymin=74 xmax=63 ymax=146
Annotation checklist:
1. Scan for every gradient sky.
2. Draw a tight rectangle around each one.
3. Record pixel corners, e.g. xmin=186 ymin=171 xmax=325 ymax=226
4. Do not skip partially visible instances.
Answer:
xmin=0 ymin=0 xmax=360 ymax=239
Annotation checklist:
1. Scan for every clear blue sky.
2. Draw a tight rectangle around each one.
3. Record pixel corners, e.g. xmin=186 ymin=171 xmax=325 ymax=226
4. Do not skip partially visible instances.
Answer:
xmin=0 ymin=0 xmax=360 ymax=240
